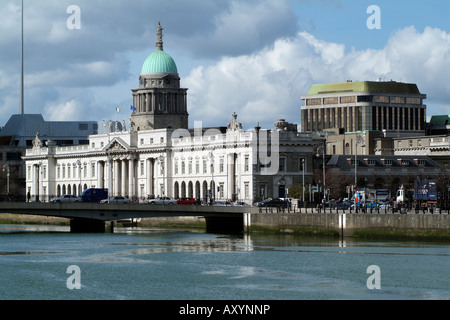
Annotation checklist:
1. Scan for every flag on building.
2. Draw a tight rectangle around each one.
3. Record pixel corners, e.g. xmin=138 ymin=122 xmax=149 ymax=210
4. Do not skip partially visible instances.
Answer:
xmin=130 ymin=105 xmax=136 ymax=111
xmin=116 ymin=107 xmax=121 ymax=112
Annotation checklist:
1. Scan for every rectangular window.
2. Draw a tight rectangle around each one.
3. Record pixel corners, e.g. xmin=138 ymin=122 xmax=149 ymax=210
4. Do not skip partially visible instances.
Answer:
xmin=306 ymin=98 xmax=321 ymax=106
xmin=219 ymin=158 xmax=224 ymax=173
xmin=374 ymin=96 xmax=390 ymax=103
xmin=181 ymin=161 xmax=185 ymax=174
xmin=391 ymin=96 xmax=406 ymax=104
xmin=244 ymin=155 xmax=249 ymax=172
xmin=323 ymin=97 xmax=338 ymax=105
xmin=299 ymin=158 xmax=306 ymax=171
xmin=196 ymin=160 xmax=200 ymax=174
xmin=340 ymin=96 xmax=356 ymax=104
xmin=203 ymin=160 xmax=207 ymax=174
xmin=406 ymin=97 xmax=422 ymax=105
xmin=244 ymin=182 xmax=249 ymax=199
xmin=219 ymin=183 xmax=224 ymax=198
xmin=175 ymin=162 xmax=179 ymax=175
xmin=140 ymin=161 xmax=145 ymax=176
xmin=188 ymin=161 xmax=193 ymax=174
xmin=279 ymin=157 xmax=286 ymax=172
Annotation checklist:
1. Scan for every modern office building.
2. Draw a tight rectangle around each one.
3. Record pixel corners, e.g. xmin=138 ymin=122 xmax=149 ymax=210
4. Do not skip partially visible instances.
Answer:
xmin=301 ymin=80 xmax=427 ymax=134
xmin=0 ymin=114 xmax=98 ymax=196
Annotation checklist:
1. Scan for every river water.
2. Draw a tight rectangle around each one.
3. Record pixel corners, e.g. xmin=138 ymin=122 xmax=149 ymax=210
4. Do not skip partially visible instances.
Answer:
xmin=0 ymin=224 xmax=448 ymax=301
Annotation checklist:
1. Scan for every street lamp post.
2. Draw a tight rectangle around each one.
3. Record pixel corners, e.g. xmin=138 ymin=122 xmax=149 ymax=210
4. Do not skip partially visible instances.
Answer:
xmin=3 ymin=164 xmax=10 ymax=195
xmin=158 ymin=155 xmax=165 ymax=196
xmin=316 ymin=143 xmax=326 ymax=204
xmin=209 ymin=151 xmax=215 ymax=204
xmin=302 ymin=158 xmax=305 ymax=205
xmin=354 ymin=133 xmax=366 ymax=212
xmin=103 ymin=120 xmax=112 ymax=198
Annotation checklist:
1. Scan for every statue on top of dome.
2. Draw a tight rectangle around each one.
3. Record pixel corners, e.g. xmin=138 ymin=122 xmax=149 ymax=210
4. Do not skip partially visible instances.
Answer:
xmin=156 ymin=21 xmax=164 ymax=50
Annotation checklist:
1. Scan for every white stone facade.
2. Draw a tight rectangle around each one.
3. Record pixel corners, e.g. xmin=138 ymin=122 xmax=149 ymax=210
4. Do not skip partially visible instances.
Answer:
xmin=22 ymin=23 xmax=315 ymax=204
xmin=23 ymin=118 xmax=314 ymax=204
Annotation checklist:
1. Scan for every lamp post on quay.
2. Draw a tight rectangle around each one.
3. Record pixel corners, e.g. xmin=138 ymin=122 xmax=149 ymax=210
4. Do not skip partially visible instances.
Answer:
xmin=354 ymin=133 xmax=366 ymax=212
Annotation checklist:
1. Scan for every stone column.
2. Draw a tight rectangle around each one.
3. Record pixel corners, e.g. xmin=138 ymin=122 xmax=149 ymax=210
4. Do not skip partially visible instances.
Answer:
xmin=227 ymin=153 xmax=236 ymax=200
xmin=121 ymin=160 xmax=127 ymax=197
xmin=97 ymin=161 xmax=104 ymax=188
xmin=147 ymin=158 xmax=154 ymax=197
xmin=128 ymin=158 xmax=135 ymax=199
xmin=114 ymin=160 xmax=120 ymax=196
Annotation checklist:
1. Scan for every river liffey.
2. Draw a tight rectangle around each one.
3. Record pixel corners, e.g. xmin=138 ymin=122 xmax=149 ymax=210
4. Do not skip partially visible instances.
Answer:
xmin=0 ymin=224 xmax=448 ymax=301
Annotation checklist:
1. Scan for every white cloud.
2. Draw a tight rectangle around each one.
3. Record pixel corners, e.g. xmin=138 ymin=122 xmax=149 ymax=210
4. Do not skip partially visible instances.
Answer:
xmin=185 ymin=26 xmax=450 ymax=130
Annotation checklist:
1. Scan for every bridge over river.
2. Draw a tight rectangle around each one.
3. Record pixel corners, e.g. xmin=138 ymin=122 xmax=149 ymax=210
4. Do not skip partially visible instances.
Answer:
xmin=0 ymin=202 xmax=253 ymax=233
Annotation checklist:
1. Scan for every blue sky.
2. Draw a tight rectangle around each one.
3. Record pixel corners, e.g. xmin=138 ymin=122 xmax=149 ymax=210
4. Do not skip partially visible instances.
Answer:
xmin=294 ymin=0 xmax=450 ymax=51
xmin=1 ymin=0 xmax=449 ymax=130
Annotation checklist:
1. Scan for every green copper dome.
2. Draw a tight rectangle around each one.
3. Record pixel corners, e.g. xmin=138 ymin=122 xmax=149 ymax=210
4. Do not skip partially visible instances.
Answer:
xmin=141 ymin=22 xmax=178 ymax=75
xmin=141 ymin=49 xmax=178 ymax=74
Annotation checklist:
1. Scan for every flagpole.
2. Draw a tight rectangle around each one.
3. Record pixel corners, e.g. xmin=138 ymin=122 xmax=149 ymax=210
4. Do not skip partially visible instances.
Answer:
xmin=20 ymin=0 xmax=24 ymax=114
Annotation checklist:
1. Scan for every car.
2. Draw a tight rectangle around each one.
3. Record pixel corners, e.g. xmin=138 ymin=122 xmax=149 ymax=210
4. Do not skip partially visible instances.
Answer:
xmin=147 ymin=196 xmax=178 ymax=205
xmin=100 ymin=196 xmax=131 ymax=204
xmin=256 ymin=198 xmax=288 ymax=208
xmin=177 ymin=197 xmax=196 ymax=205
xmin=50 ymin=194 xmax=81 ymax=203
xmin=212 ymin=200 xmax=235 ymax=206
xmin=235 ymin=201 xmax=250 ymax=207
xmin=334 ymin=200 xmax=352 ymax=209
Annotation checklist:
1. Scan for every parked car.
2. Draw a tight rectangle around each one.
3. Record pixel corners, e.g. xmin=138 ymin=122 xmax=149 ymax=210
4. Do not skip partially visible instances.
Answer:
xmin=334 ymin=200 xmax=353 ymax=209
xmin=50 ymin=194 xmax=81 ymax=203
xmin=255 ymin=198 xmax=288 ymax=208
xmin=212 ymin=200 xmax=234 ymax=206
xmin=100 ymin=196 xmax=131 ymax=204
xmin=147 ymin=197 xmax=178 ymax=205
xmin=235 ymin=201 xmax=250 ymax=207
xmin=177 ymin=197 xmax=196 ymax=205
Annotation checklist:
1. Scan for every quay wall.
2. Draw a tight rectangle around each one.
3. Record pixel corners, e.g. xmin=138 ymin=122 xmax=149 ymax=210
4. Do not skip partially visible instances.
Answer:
xmin=247 ymin=212 xmax=450 ymax=239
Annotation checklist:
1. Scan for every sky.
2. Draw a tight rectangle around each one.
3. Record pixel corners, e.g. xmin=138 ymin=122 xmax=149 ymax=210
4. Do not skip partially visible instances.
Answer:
xmin=1 ymin=0 xmax=450 ymax=130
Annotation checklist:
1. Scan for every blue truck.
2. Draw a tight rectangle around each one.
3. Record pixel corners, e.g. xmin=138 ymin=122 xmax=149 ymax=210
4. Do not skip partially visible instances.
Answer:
xmin=81 ymin=188 xmax=108 ymax=203
xmin=396 ymin=180 xmax=437 ymax=205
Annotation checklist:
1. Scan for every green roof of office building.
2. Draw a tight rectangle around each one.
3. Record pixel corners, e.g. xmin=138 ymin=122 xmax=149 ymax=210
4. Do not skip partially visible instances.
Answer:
xmin=307 ymin=81 xmax=422 ymax=95
xmin=428 ymin=115 xmax=450 ymax=126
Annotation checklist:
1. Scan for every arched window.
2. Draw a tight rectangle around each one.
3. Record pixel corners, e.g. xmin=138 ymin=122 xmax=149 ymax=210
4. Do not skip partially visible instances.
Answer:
xmin=345 ymin=143 xmax=350 ymax=155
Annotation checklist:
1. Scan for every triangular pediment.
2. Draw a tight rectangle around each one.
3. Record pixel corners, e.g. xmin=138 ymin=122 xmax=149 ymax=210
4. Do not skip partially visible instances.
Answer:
xmin=104 ymin=138 xmax=130 ymax=152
